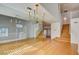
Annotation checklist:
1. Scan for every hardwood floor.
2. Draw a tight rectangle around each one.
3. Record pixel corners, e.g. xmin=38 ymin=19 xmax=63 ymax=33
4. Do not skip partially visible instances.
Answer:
xmin=0 ymin=24 xmax=78 ymax=55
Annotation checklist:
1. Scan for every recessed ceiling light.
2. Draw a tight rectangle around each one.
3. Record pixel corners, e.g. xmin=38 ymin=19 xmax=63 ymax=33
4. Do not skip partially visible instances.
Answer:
xmin=64 ymin=17 xmax=67 ymax=21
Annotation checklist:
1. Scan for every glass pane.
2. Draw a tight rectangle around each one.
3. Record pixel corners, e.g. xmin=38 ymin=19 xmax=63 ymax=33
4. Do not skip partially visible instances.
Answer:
xmin=16 ymin=24 xmax=23 ymax=28
xmin=0 ymin=28 xmax=8 ymax=37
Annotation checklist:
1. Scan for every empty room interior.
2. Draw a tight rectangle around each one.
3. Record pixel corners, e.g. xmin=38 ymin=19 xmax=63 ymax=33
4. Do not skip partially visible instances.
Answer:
xmin=0 ymin=3 xmax=79 ymax=55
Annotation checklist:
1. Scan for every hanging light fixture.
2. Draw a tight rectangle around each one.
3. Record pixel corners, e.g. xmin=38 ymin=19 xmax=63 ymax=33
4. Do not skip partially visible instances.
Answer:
xmin=35 ymin=4 xmax=39 ymax=14
xmin=26 ymin=4 xmax=40 ymax=23
xmin=34 ymin=4 xmax=39 ymax=23
xmin=27 ymin=7 xmax=32 ymax=18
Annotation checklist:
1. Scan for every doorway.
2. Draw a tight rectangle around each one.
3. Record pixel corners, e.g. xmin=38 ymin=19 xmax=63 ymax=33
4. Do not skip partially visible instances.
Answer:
xmin=43 ymin=22 xmax=51 ymax=39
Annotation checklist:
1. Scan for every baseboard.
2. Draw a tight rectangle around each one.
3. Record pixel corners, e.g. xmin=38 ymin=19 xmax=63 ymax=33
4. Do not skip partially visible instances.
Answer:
xmin=71 ymin=43 xmax=78 ymax=52
xmin=0 ymin=38 xmax=26 ymax=44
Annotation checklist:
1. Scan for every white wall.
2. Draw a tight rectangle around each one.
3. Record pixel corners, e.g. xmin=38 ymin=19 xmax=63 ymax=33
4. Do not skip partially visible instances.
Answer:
xmin=51 ymin=22 xmax=61 ymax=39
xmin=70 ymin=18 xmax=79 ymax=52
xmin=61 ymin=12 xmax=70 ymax=24
xmin=0 ymin=4 xmax=28 ymax=20
xmin=0 ymin=14 xmax=29 ymax=43
xmin=0 ymin=15 xmax=16 ymax=41
xmin=41 ymin=3 xmax=61 ymax=22
xmin=70 ymin=18 xmax=79 ymax=44
xmin=41 ymin=3 xmax=62 ymax=39
xmin=0 ymin=15 xmax=42 ymax=43
xmin=62 ymin=11 xmax=79 ymax=25
xmin=27 ymin=21 xmax=42 ymax=38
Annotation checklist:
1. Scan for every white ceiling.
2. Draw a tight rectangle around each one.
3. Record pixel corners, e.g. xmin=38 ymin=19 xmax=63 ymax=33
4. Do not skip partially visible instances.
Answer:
xmin=0 ymin=3 xmax=62 ymax=23
xmin=1 ymin=3 xmax=35 ymax=14
xmin=0 ymin=3 xmax=57 ymax=23
xmin=0 ymin=3 xmax=43 ymax=21
xmin=60 ymin=3 xmax=79 ymax=13
xmin=1 ymin=3 xmax=79 ymax=23
xmin=41 ymin=3 xmax=61 ymax=22
xmin=60 ymin=3 xmax=79 ymax=24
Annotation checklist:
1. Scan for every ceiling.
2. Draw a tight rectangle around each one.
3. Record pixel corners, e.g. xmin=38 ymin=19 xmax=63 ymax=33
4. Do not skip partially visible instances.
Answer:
xmin=41 ymin=3 xmax=61 ymax=22
xmin=1 ymin=3 xmax=35 ymax=15
xmin=0 ymin=3 xmax=58 ymax=23
xmin=60 ymin=3 xmax=79 ymax=13
xmin=1 ymin=3 xmax=79 ymax=22
xmin=0 ymin=3 xmax=44 ymax=22
xmin=60 ymin=3 xmax=79 ymax=24
xmin=0 ymin=3 xmax=62 ymax=23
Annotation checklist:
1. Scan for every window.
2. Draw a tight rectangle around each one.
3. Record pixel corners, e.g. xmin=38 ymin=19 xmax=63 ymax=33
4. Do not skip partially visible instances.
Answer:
xmin=16 ymin=22 xmax=24 ymax=38
xmin=0 ymin=28 xmax=8 ymax=37
xmin=16 ymin=20 xmax=23 ymax=28
xmin=16 ymin=24 xmax=23 ymax=28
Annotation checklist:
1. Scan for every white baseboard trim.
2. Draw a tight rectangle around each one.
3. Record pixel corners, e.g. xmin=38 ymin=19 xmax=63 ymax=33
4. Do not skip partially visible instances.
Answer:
xmin=0 ymin=38 xmax=26 ymax=44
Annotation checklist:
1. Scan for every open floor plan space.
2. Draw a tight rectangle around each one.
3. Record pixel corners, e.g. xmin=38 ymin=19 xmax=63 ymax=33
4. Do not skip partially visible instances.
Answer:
xmin=0 ymin=25 xmax=78 ymax=55
xmin=0 ymin=3 xmax=79 ymax=55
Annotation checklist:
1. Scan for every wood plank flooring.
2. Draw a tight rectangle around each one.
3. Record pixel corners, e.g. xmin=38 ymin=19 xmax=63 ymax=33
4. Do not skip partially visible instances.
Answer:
xmin=0 ymin=24 xmax=78 ymax=55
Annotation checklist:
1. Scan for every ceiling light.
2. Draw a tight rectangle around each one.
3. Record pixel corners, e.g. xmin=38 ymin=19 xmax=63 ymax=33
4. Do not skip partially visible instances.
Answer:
xmin=27 ymin=7 xmax=32 ymax=10
xmin=64 ymin=17 xmax=67 ymax=21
